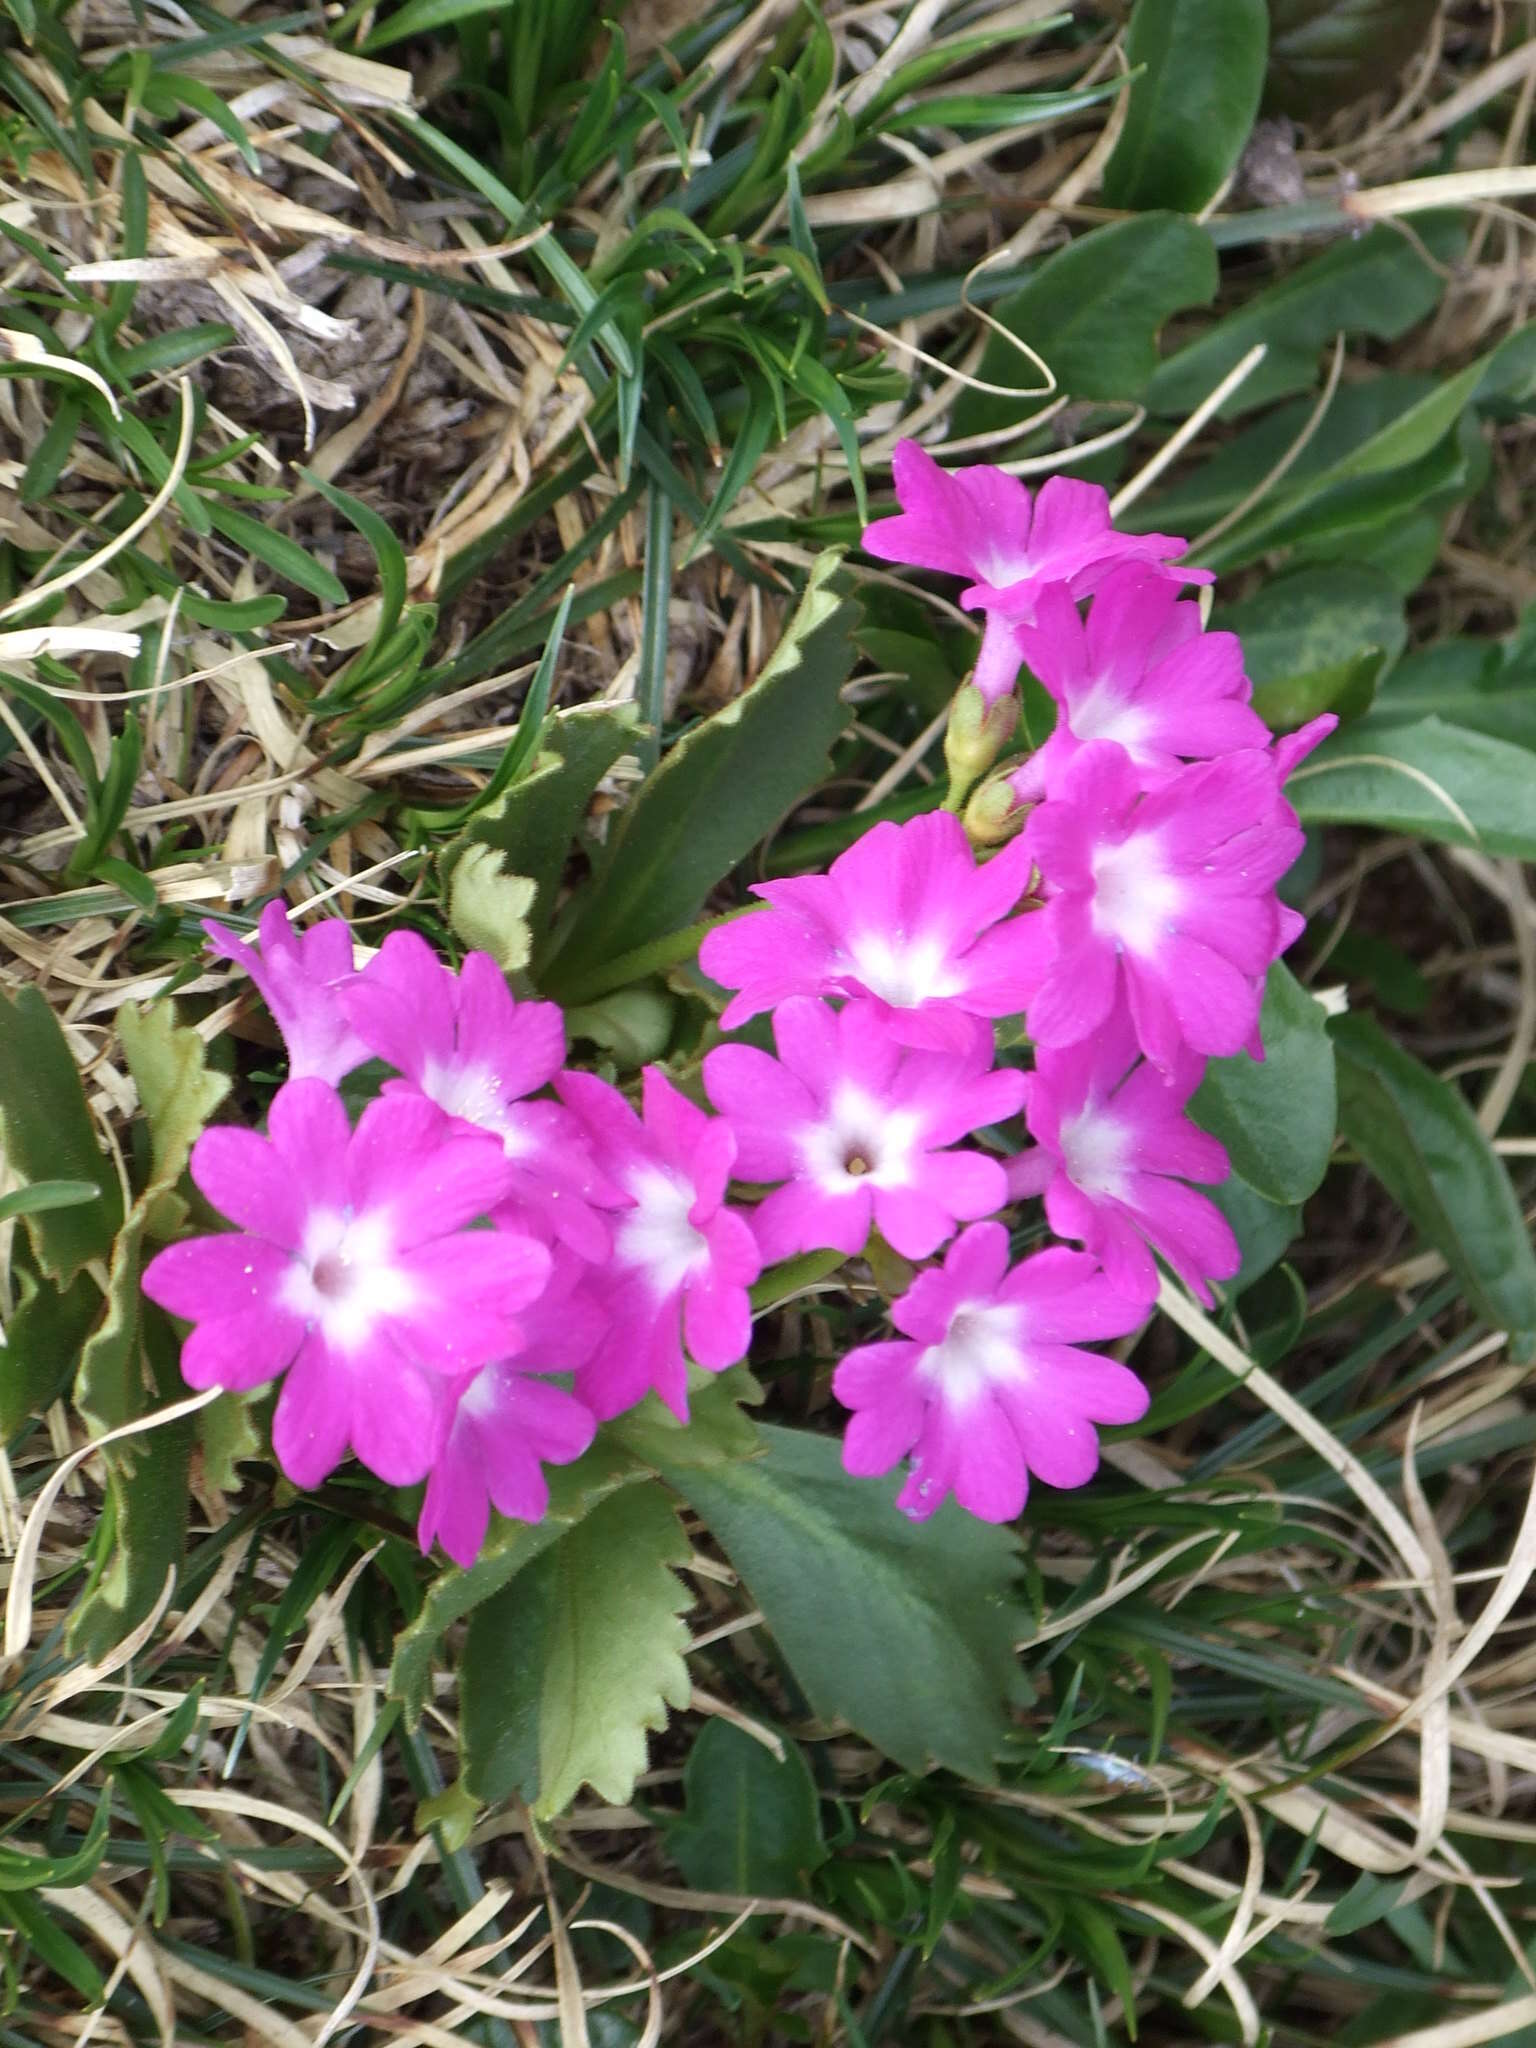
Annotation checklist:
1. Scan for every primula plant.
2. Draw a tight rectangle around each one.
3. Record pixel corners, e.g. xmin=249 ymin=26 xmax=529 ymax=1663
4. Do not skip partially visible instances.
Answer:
xmin=6 ymin=0 xmax=1536 ymax=2035
xmin=142 ymin=453 xmax=1326 ymax=1555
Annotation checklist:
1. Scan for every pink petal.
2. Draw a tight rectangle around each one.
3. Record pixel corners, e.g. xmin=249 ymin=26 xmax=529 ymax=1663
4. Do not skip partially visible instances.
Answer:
xmin=349 ymin=1343 xmax=451 ymax=1484
xmin=266 ymin=1079 xmax=351 ymax=1209
xmin=950 ymin=1392 xmax=1029 ymax=1521
xmin=141 ymin=1234 xmax=292 ymax=1322
xmin=271 ymin=1335 xmax=354 ymax=1488
xmin=188 ymin=1126 xmax=304 ymax=1247
xmin=179 ymin=1300 xmax=305 ymax=1391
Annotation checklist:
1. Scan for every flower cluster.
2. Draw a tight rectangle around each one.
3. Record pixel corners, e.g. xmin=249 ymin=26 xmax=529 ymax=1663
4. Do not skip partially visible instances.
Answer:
xmin=145 ymin=916 xmax=763 ymax=1568
xmin=144 ymin=442 xmax=1327 ymax=1560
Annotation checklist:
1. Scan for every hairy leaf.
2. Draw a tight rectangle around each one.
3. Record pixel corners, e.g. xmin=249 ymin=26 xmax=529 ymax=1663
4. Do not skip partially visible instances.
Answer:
xmin=0 ymin=984 xmax=120 ymax=1284
xmin=608 ymin=1364 xmax=763 ymax=1472
xmin=661 ymin=1426 xmax=1026 ymax=1782
xmin=389 ymin=1440 xmax=643 ymax=1723
xmin=460 ymin=1482 xmax=692 ymax=1816
xmin=0 ymin=1254 xmax=100 ymax=1437
xmin=664 ymin=1719 xmax=828 ymax=1894
xmin=446 ymin=701 xmax=638 ymax=954
xmin=118 ymin=999 xmax=231 ymax=1205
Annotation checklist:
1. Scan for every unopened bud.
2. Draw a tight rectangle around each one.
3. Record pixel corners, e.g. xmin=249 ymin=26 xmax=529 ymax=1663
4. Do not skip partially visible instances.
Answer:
xmin=963 ymin=769 xmax=1028 ymax=848
xmin=943 ymin=683 xmax=1018 ymax=806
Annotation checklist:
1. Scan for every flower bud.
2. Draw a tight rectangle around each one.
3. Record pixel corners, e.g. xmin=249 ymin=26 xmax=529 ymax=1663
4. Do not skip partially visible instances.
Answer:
xmin=963 ymin=768 xmax=1028 ymax=848
xmin=943 ymin=682 xmax=1018 ymax=803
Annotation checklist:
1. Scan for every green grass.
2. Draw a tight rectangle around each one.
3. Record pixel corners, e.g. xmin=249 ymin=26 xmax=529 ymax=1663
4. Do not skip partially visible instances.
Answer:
xmin=2 ymin=0 xmax=1536 ymax=2041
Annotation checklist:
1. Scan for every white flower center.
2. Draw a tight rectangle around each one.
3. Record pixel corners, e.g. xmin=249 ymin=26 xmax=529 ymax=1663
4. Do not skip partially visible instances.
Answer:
xmin=280 ymin=1207 xmax=418 ymax=1354
xmin=1058 ymin=1100 xmax=1132 ymax=1198
xmin=981 ymin=540 xmax=1036 ymax=588
xmin=845 ymin=929 xmax=963 ymax=1009
xmin=617 ymin=1164 xmax=709 ymax=1297
xmin=918 ymin=1299 xmax=1023 ymax=1408
xmin=798 ymin=1083 xmax=921 ymax=1194
xmin=423 ymin=1057 xmax=504 ymax=1131
xmin=1090 ymin=835 xmax=1183 ymax=955
xmin=1069 ymin=678 xmax=1152 ymax=755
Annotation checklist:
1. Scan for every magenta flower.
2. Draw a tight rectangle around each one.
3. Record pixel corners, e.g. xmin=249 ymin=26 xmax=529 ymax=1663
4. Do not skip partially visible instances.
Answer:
xmin=699 ymin=812 xmax=1050 ymax=1052
xmin=343 ymin=931 xmax=615 ymax=1259
xmin=1023 ymin=740 xmax=1313 ymax=1068
xmin=141 ymin=1080 xmax=549 ymax=1488
xmin=1006 ymin=1010 xmax=1239 ymax=1306
xmin=417 ymin=1251 xmax=604 ymax=1568
xmin=555 ymin=1067 xmax=761 ymax=1420
xmin=204 ymin=902 xmax=369 ymax=1086
xmin=1007 ymin=572 xmax=1270 ymax=800
xmin=833 ymin=1222 xmax=1148 ymax=1522
xmin=860 ymin=442 xmax=1207 ymax=706
xmin=704 ymin=998 xmax=1024 ymax=1261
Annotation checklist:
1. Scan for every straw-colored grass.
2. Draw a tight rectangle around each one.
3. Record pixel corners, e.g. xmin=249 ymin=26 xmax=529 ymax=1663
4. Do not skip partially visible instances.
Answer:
xmin=3 ymin=0 xmax=1536 ymax=2040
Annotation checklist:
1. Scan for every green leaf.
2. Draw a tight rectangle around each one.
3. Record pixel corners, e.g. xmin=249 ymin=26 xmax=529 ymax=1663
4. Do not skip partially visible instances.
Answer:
xmin=1370 ymin=624 xmax=1536 ymax=752
xmin=1102 ymin=0 xmax=1269 ymax=214
xmin=1265 ymin=0 xmax=1440 ymax=118
xmin=460 ymin=1482 xmax=692 ymax=1817
xmin=68 ymin=1390 xmax=193 ymax=1663
xmin=1252 ymin=648 xmax=1384 ymax=730
xmin=445 ymin=702 xmax=638 ymax=957
xmin=362 ymin=0 xmax=508 ymax=51
xmin=0 ymin=1255 xmax=101 ymax=1437
xmin=1146 ymin=218 xmax=1460 ymax=420
xmin=296 ymin=469 xmax=408 ymax=674
xmin=664 ymin=1719 xmax=828 ymax=1894
xmin=1216 ymin=564 xmax=1406 ymax=691
xmin=118 ymin=999 xmax=231 ymax=1203
xmin=196 ymin=1391 xmax=262 ymax=1493
xmin=1206 ymin=1176 xmax=1301 ymax=1292
xmin=1333 ymin=1012 xmax=1536 ymax=1333
xmin=73 ymin=1211 xmax=147 ymax=1441
xmin=1192 ymin=965 xmax=1336 ymax=1205
xmin=660 ymin=1426 xmax=1025 ymax=1783
xmin=607 ymin=1364 xmax=763 ymax=1473
xmin=204 ymin=501 xmax=348 ymax=606
xmin=0 ymin=984 xmax=121 ymax=1284
xmin=952 ymin=215 xmax=1218 ymax=437
xmin=0 ymin=1180 xmax=103 ymax=1225
xmin=388 ymin=1440 xmax=644 ymax=1724
xmin=543 ymin=552 xmax=859 ymax=1002
xmin=1289 ymin=714 xmax=1536 ymax=859
xmin=447 ymin=846 xmax=537 ymax=973
xmin=0 ymin=1892 xmax=106 ymax=2005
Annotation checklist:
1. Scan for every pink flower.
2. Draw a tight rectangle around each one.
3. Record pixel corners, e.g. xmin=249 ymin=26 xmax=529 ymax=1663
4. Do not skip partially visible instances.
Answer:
xmin=141 ymin=1080 xmax=549 ymax=1488
xmin=699 ymin=812 xmax=1050 ymax=1051
xmin=833 ymin=1222 xmax=1147 ymax=1522
xmin=555 ymin=1067 xmax=761 ymax=1421
xmin=204 ymin=902 xmax=369 ymax=1086
xmin=1007 ymin=572 xmax=1270 ymax=799
xmin=1023 ymin=740 xmax=1315 ymax=1068
xmin=861 ymin=442 xmax=1207 ymax=705
xmin=343 ymin=931 xmax=614 ymax=1259
xmin=703 ymin=998 xmax=1024 ymax=1261
xmin=417 ymin=1251 xmax=603 ymax=1568
xmin=1006 ymin=1010 xmax=1239 ymax=1306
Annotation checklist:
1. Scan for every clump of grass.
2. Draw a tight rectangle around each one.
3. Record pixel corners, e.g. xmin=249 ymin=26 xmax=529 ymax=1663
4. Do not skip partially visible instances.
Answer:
xmin=3 ymin=0 xmax=1536 ymax=2041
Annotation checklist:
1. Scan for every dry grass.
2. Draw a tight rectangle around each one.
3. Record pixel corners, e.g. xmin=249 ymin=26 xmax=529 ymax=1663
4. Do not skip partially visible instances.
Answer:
xmin=2 ymin=0 xmax=1536 ymax=2041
